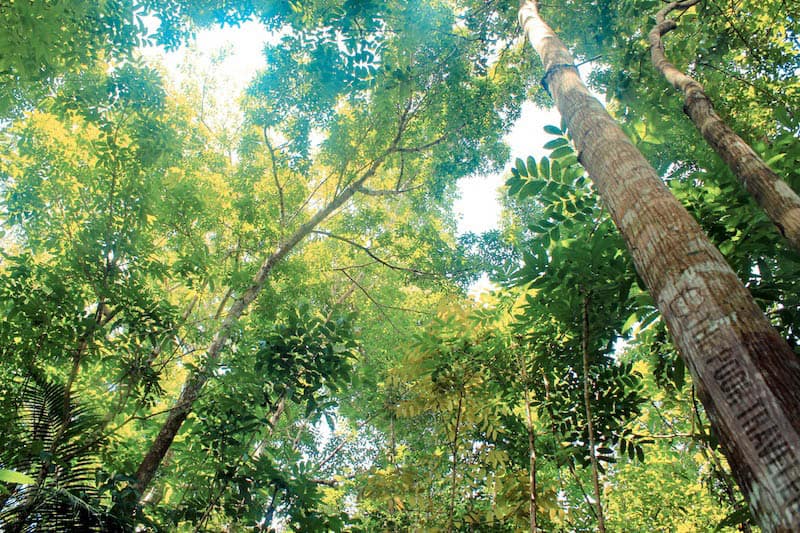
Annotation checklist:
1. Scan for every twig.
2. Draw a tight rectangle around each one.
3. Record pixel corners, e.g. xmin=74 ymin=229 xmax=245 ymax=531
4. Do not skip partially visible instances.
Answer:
xmin=313 ymin=230 xmax=437 ymax=277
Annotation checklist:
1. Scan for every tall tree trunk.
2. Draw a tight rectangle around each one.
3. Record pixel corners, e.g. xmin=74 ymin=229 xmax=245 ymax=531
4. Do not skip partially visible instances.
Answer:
xmin=692 ymin=387 xmax=755 ymax=533
xmin=388 ymin=411 xmax=397 ymax=530
xmin=649 ymin=0 xmax=800 ymax=252
xmin=581 ymin=294 xmax=605 ymax=532
xmin=518 ymin=353 xmax=538 ymax=533
xmin=518 ymin=2 xmax=800 ymax=530
xmin=448 ymin=389 xmax=464 ymax=533
xmin=131 ymin=143 xmax=398 ymax=499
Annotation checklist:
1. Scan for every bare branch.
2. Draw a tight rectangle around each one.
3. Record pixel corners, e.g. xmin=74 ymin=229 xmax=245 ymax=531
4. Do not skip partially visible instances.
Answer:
xmin=288 ymin=159 xmax=349 ymax=226
xmin=316 ymin=412 xmax=381 ymax=470
xmin=313 ymin=230 xmax=437 ymax=277
xmin=396 ymin=132 xmax=449 ymax=154
xmin=263 ymin=126 xmax=285 ymax=230
xmin=357 ymin=183 xmax=425 ymax=196
xmin=337 ymin=270 xmax=430 ymax=317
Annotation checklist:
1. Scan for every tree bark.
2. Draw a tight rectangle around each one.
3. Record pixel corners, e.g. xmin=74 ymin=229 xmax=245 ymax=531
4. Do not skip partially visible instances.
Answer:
xmin=581 ymin=294 xmax=605 ymax=532
xmin=131 ymin=143 xmax=398 ymax=498
xmin=518 ymin=352 xmax=538 ymax=533
xmin=448 ymin=389 xmax=464 ymax=533
xmin=649 ymin=0 xmax=800 ymax=253
xmin=518 ymin=2 xmax=800 ymax=530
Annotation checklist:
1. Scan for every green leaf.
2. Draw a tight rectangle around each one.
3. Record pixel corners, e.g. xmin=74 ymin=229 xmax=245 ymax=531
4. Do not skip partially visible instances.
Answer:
xmin=518 ymin=180 xmax=546 ymax=199
xmin=714 ymin=506 xmax=753 ymax=532
xmin=544 ymin=124 xmax=562 ymax=136
xmin=560 ymin=154 xmax=580 ymax=167
xmin=543 ymin=137 xmax=568 ymax=150
xmin=622 ymin=313 xmax=638 ymax=333
xmin=526 ymin=156 xmax=538 ymax=177
xmin=0 ymin=469 xmax=36 ymax=485
xmin=765 ymin=152 xmax=786 ymax=166
xmin=515 ymin=158 xmax=528 ymax=178
xmin=551 ymin=160 xmax=562 ymax=182
xmin=550 ymin=145 xmax=574 ymax=159
xmin=540 ymin=157 xmax=550 ymax=180
xmin=507 ymin=177 xmax=524 ymax=196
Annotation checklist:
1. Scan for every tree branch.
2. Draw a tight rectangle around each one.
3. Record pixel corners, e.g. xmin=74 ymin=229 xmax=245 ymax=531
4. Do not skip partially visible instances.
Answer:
xmin=263 ymin=126 xmax=285 ymax=230
xmin=313 ymin=230 xmax=437 ymax=277
xmin=356 ymin=183 xmax=425 ymax=196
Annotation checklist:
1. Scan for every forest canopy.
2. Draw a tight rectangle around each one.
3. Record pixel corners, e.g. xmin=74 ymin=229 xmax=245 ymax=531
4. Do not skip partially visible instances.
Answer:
xmin=0 ymin=0 xmax=798 ymax=531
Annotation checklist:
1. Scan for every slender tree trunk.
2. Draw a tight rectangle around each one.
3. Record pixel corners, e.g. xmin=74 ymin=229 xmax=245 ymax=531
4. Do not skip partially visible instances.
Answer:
xmin=581 ymin=294 xmax=605 ymax=532
xmin=649 ymin=0 xmax=800 ymax=252
xmin=543 ymin=371 xmax=598 ymax=524
xmin=131 ymin=144 xmax=398 ymax=499
xmin=518 ymin=352 xmax=538 ymax=532
xmin=193 ymin=394 xmax=286 ymax=532
xmin=388 ymin=412 xmax=397 ymax=530
xmin=518 ymin=2 xmax=800 ymax=530
xmin=448 ymin=389 xmax=464 ymax=533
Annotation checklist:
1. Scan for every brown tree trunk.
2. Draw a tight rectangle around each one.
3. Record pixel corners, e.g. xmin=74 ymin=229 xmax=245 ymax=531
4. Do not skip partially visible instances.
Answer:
xmin=581 ymin=294 xmax=605 ymax=532
xmin=388 ymin=412 xmax=397 ymax=530
xmin=448 ymin=389 xmax=464 ymax=533
xmin=518 ymin=353 xmax=538 ymax=533
xmin=131 ymin=143 xmax=398 ymax=498
xmin=518 ymin=1 xmax=800 ymax=530
xmin=649 ymin=0 xmax=800 ymax=252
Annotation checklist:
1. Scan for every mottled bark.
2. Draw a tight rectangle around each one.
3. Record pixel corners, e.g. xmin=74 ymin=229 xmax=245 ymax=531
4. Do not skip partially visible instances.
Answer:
xmin=649 ymin=0 xmax=800 ymax=252
xmin=519 ymin=1 xmax=800 ymax=530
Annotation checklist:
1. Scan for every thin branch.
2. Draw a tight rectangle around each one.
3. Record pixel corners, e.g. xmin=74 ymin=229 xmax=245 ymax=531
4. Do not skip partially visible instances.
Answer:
xmin=311 ymin=475 xmax=356 ymax=487
xmin=198 ymin=77 xmax=214 ymax=135
xmin=263 ymin=126 xmax=285 ymax=230
xmin=696 ymin=61 xmax=795 ymax=115
xmin=394 ymin=153 xmax=406 ymax=191
xmin=313 ymin=230 xmax=437 ymax=277
xmin=213 ymin=286 xmax=234 ymax=321
xmin=132 ymin=119 xmax=403 ymax=497
xmin=333 ymin=261 xmax=389 ymax=274
xmin=316 ymin=412 xmax=380 ymax=470
xmin=448 ymin=389 xmax=464 ymax=533
xmin=287 ymin=162 xmax=344 ymax=226
xmin=338 ymin=271 xmax=400 ymax=334
xmin=357 ymin=183 xmax=425 ymax=196
xmin=632 ymin=432 xmax=696 ymax=440
xmin=396 ymin=132 xmax=449 ymax=154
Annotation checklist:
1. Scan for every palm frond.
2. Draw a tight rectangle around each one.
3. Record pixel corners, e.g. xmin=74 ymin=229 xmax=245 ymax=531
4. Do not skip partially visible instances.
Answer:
xmin=0 ymin=379 xmax=120 ymax=532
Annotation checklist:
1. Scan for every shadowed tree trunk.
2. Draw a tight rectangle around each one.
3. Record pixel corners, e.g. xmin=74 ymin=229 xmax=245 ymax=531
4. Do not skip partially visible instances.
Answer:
xmin=649 ymin=0 xmax=800 ymax=252
xmin=518 ymin=1 xmax=800 ymax=530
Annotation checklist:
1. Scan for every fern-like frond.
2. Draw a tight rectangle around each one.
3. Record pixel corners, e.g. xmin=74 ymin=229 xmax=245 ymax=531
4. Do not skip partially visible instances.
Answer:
xmin=0 ymin=379 xmax=116 ymax=532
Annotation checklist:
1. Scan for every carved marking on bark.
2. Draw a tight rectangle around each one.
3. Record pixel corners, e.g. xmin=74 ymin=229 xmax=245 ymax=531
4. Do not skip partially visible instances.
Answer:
xmin=519 ymin=1 xmax=800 ymax=528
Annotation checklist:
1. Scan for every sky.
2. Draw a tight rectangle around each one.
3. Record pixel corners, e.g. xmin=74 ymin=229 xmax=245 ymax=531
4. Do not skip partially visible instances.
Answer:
xmin=454 ymin=102 xmax=560 ymax=234
xmin=141 ymin=21 xmax=561 ymax=238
